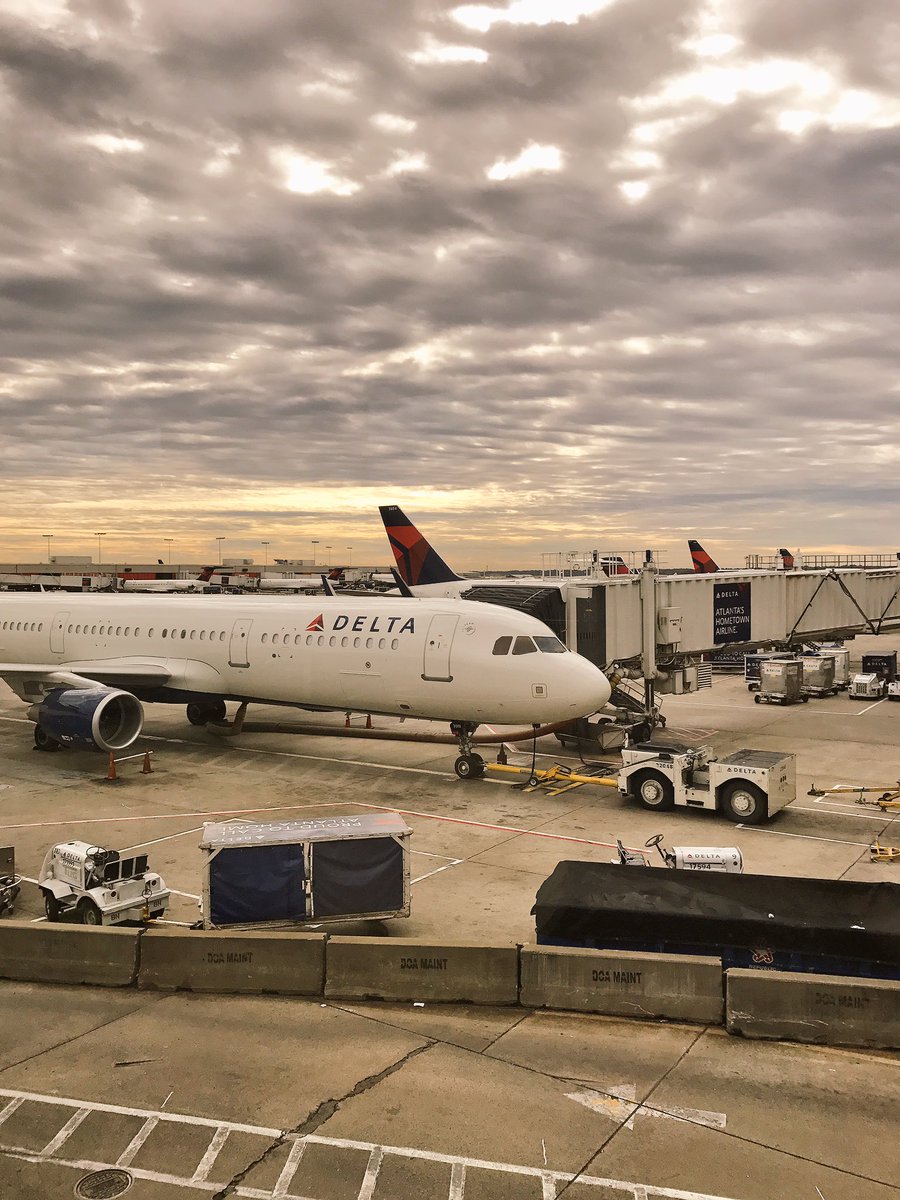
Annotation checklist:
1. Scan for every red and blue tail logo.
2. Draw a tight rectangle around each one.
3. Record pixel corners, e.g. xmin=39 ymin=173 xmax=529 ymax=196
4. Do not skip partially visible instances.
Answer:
xmin=379 ymin=505 xmax=462 ymax=586
xmin=688 ymin=540 xmax=719 ymax=573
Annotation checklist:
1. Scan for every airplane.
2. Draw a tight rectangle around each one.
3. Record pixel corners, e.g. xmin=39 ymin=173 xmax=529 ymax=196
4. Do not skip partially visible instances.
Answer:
xmin=211 ymin=567 xmax=345 ymax=594
xmin=0 ymin=592 xmax=611 ymax=779
xmin=688 ymin=540 xmax=719 ymax=574
xmin=118 ymin=566 xmax=218 ymax=593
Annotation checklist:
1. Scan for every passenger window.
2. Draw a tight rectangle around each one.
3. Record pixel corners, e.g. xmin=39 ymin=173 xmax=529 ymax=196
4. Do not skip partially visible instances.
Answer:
xmin=116 ymin=626 xmax=122 ymax=636
xmin=306 ymin=634 xmax=313 ymax=645
xmin=162 ymin=629 xmax=168 ymax=638
xmin=124 ymin=627 xmax=130 ymax=636
xmin=134 ymin=627 xmax=140 ymax=636
xmin=261 ymin=633 xmax=268 ymax=644
xmin=294 ymin=635 xmax=301 ymax=645
xmin=180 ymin=629 xmax=186 ymax=639
xmin=199 ymin=630 xmax=206 ymax=641
xmin=190 ymin=630 xmax=196 ymax=640
xmin=512 ymin=636 xmax=537 ymax=655
xmin=391 ymin=638 xmax=398 ymax=649
xmin=317 ymin=635 xmax=324 ymax=646
xmin=492 ymin=637 xmax=512 ymax=655
xmin=353 ymin=637 xmax=361 ymax=648
xmin=341 ymin=636 xmax=348 ymax=647
xmin=535 ymin=636 xmax=566 ymax=653
xmin=365 ymin=637 xmax=374 ymax=649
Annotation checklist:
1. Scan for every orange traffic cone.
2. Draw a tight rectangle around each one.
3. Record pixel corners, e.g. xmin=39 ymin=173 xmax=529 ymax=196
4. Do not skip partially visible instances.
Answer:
xmin=141 ymin=751 xmax=153 ymax=774
xmin=105 ymin=753 xmax=118 ymax=783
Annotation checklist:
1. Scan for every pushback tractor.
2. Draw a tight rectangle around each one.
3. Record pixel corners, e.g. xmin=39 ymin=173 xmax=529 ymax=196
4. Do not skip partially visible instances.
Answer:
xmin=617 ymin=743 xmax=795 ymax=824
xmin=38 ymin=841 xmax=170 ymax=925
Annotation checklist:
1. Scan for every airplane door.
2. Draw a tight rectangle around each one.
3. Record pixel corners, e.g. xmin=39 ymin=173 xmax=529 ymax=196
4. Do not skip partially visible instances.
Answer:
xmin=50 ymin=612 xmax=68 ymax=655
xmin=422 ymin=614 xmax=458 ymax=682
xmin=229 ymin=619 xmax=252 ymax=668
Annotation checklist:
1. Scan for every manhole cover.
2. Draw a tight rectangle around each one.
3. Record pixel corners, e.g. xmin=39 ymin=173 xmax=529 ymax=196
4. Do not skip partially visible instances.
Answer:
xmin=74 ymin=1168 xmax=133 ymax=1198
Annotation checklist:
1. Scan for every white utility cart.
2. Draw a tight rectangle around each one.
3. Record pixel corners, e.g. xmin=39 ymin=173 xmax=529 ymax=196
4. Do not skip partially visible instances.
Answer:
xmin=38 ymin=842 xmax=170 ymax=925
xmin=618 ymin=743 xmax=795 ymax=824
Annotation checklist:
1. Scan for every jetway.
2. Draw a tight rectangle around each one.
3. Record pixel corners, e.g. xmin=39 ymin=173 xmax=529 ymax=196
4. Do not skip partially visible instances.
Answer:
xmin=563 ymin=564 xmax=900 ymax=669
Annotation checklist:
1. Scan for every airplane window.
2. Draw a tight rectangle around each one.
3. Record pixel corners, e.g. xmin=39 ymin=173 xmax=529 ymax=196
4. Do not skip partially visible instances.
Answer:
xmin=134 ymin=628 xmax=140 ymax=636
xmin=90 ymin=625 xmax=96 ymax=634
xmin=365 ymin=637 xmax=373 ymax=649
xmin=535 ymin=636 xmax=566 ymax=653
xmin=317 ymin=635 xmax=324 ymax=646
xmin=199 ymin=630 xmax=206 ymax=641
xmin=306 ymin=634 xmax=312 ymax=645
xmin=180 ymin=629 xmax=186 ymax=639
xmin=75 ymin=624 xmax=81 ymax=633
xmin=116 ymin=626 xmax=122 ymax=636
xmin=353 ymin=637 xmax=361 ymax=648
xmin=294 ymin=635 xmax=301 ymax=645
xmin=391 ymin=638 xmax=398 ymax=649
xmin=378 ymin=638 xmax=386 ymax=649
xmin=492 ymin=637 xmax=512 ymax=655
xmin=67 ymin=624 xmax=72 ymax=633
xmin=38 ymin=623 xmax=43 ymax=631
xmin=341 ymin=636 xmax=348 ymax=647
xmin=512 ymin=636 xmax=537 ymax=655
xmin=148 ymin=628 xmax=154 ymax=636
xmin=162 ymin=629 xmax=168 ymax=638
xmin=219 ymin=631 xmax=225 ymax=641
xmin=329 ymin=635 xmax=336 ymax=646
xmin=190 ymin=630 xmax=196 ymax=640
xmin=261 ymin=633 xmax=268 ymax=644
xmin=124 ymin=627 xmax=131 ymax=636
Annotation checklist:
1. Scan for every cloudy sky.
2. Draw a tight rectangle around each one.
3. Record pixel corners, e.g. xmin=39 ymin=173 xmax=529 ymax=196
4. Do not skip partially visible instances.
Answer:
xmin=1 ymin=0 xmax=898 ymax=571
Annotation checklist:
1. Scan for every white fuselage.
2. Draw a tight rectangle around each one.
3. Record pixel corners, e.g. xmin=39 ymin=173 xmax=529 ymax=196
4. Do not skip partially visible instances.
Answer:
xmin=0 ymin=594 xmax=610 ymax=725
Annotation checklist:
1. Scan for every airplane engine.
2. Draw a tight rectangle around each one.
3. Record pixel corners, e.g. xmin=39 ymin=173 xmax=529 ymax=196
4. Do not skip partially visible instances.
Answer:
xmin=26 ymin=687 xmax=144 ymax=752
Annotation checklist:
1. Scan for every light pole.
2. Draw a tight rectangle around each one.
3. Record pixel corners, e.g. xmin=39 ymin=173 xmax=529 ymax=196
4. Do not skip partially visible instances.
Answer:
xmin=261 ymin=541 xmax=270 ymax=568
xmin=311 ymin=539 xmax=319 ymax=566
xmin=43 ymin=534 xmax=53 ymax=563
xmin=95 ymin=532 xmax=106 ymax=565
xmin=347 ymin=546 xmax=352 ymax=567
xmin=326 ymin=544 xmax=332 ymax=566
xmin=164 ymin=538 xmax=173 ymax=564
xmin=216 ymin=537 xmax=225 ymax=565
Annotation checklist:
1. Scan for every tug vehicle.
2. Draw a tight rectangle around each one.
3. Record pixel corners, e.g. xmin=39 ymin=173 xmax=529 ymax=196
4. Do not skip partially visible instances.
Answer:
xmin=38 ymin=841 xmax=170 ymax=925
xmin=614 ymin=833 xmax=743 ymax=872
xmin=618 ymin=743 xmax=795 ymax=824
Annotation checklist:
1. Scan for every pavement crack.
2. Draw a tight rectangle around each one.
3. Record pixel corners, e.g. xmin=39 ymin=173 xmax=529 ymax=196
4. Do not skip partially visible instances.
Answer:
xmin=211 ymin=1040 xmax=434 ymax=1199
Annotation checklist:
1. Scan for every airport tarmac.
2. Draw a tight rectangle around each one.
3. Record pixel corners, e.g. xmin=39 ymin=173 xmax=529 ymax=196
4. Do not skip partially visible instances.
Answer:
xmin=0 ymin=632 xmax=898 ymax=1198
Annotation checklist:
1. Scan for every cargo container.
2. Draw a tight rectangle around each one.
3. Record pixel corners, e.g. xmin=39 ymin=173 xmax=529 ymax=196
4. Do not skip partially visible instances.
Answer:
xmin=755 ymin=659 xmax=805 ymax=705
xmin=199 ymin=813 xmax=411 ymax=930
xmin=798 ymin=654 xmax=837 ymax=697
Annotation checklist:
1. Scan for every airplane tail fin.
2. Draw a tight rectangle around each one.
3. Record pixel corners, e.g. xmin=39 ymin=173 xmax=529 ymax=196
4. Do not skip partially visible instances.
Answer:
xmin=379 ymin=504 xmax=463 ymax=586
xmin=327 ymin=567 xmax=345 ymax=580
xmin=321 ymin=574 xmax=337 ymax=597
xmin=688 ymin=539 xmax=719 ymax=573
xmin=778 ymin=548 xmax=795 ymax=570
xmin=197 ymin=565 xmax=217 ymax=582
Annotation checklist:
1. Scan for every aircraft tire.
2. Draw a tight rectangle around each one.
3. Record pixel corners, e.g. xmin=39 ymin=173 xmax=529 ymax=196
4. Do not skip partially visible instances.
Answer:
xmin=187 ymin=700 xmax=226 ymax=725
xmin=632 ymin=769 xmax=675 ymax=812
xmin=454 ymin=753 xmax=485 ymax=780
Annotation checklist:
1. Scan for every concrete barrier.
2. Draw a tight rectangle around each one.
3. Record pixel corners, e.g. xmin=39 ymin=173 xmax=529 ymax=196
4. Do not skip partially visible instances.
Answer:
xmin=0 ymin=921 xmax=139 ymax=987
xmin=520 ymin=946 xmax=724 ymax=1023
xmin=726 ymin=969 xmax=900 ymax=1049
xmin=138 ymin=928 xmax=325 ymax=994
xmin=326 ymin=937 xmax=519 ymax=1004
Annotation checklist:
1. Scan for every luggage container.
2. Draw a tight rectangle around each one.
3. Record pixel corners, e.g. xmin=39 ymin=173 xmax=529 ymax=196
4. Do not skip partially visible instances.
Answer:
xmin=798 ymin=653 xmax=837 ymax=697
xmin=199 ymin=813 xmax=411 ymax=930
xmin=819 ymin=647 xmax=850 ymax=689
xmin=744 ymin=651 xmax=794 ymax=691
xmin=754 ymin=659 xmax=805 ymax=705
xmin=862 ymin=651 xmax=897 ymax=682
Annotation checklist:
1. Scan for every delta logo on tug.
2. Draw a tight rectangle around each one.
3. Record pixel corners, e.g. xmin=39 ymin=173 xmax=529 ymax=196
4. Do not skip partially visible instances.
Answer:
xmin=305 ymin=613 xmax=417 ymax=634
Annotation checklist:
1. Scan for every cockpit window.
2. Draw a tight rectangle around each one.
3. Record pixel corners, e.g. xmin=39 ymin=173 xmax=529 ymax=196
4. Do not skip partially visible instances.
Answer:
xmin=535 ymin=636 xmax=566 ymax=653
xmin=512 ymin=635 xmax=537 ymax=655
xmin=492 ymin=636 xmax=512 ymax=655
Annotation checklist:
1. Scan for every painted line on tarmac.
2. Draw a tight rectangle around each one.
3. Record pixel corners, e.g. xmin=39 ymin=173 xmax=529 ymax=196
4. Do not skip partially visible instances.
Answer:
xmin=411 ymin=859 xmax=464 ymax=885
xmin=0 ymin=800 xmax=348 ymax=832
xmin=855 ymin=697 xmax=887 ymax=715
xmin=791 ymin=804 xmax=896 ymax=823
xmin=346 ymin=800 xmax=623 ymax=850
xmin=736 ymin=826 xmax=870 ymax=848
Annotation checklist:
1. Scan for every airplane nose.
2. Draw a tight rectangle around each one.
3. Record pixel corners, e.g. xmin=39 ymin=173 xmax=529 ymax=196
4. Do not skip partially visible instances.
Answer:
xmin=571 ymin=656 xmax=612 ymax=714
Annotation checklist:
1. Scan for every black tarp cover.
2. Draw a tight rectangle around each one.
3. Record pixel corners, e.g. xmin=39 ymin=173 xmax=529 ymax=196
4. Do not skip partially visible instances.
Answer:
xmin=533 ymin=862 xmax=900 ymax=966
xmin=312 ymin=837 xmax=405 ymax=919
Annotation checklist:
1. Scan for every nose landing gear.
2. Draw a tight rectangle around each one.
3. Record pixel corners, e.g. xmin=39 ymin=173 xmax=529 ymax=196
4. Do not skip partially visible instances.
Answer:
xmin=450 ymin=721 xmax=485 ymax=780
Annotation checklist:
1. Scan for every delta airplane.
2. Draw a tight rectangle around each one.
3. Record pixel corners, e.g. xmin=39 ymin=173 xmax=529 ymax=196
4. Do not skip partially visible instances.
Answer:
xmin=118 ymin=566 xmax=217 ymax=593
xmin=688 ymin=540 xmax=720 ymax=574
xmin=0 ymin=592 xmax=611 ymax=778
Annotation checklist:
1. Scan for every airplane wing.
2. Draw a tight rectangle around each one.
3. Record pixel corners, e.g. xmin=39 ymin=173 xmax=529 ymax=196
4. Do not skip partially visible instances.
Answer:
xmin=0 ymin=662 xmax=172 ymax=700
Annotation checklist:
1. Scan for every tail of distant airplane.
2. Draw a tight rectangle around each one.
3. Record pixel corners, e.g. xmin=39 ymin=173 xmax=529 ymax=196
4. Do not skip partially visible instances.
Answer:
xmin=197 ymin=565 xmax=217 ymax=582
xmin=326 ymin=567 xmax=345 ymax=580
xmin=688 ymin=539 xmax=719 ymax=574
xmin=379 ymin=505 xmax=463 ymax=586
xmin=778 ymin=548 xmax=795 ymax=570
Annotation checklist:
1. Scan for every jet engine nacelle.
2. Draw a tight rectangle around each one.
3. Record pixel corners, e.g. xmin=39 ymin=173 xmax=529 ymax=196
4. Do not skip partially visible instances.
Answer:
xmin=27 ymin=687 xmax=144 ymax=752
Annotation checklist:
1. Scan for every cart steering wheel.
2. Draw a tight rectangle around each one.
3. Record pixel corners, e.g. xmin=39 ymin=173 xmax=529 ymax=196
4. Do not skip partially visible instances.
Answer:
xmin=645 ymin=833 xmax=665 ymax=849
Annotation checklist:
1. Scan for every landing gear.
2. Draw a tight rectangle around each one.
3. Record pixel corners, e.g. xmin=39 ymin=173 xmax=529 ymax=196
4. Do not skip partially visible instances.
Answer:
xmin=33 ymin=725 xmax=61 ymax=752
xmin=186 ymin=700 xmax=228 ymax=726
xmin=451 ymin=721 xmax=485 ymax=780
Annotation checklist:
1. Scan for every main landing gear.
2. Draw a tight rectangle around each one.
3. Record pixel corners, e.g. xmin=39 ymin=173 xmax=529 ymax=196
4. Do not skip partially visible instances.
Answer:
xmin=450 ymin=721 xmax=485 ymax=780
xmin=186 ymin=699 xmax=228 ymax=726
